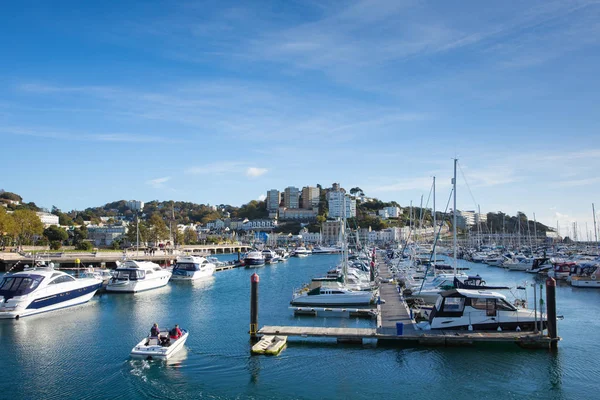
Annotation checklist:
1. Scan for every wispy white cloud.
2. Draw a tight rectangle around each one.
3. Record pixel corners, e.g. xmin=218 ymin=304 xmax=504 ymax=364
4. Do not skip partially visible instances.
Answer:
xmin=257 ymin=194 xmax=267 ymax=201
xmin=147 ymin=176 xmax=171 ymax=188
xmin=553 ymin=177 xmax=600 ymax=188
xmin=0 ymin=126 xmax=176 ymax=143
xmin=246 ymin=167 xmax=268 ymax=178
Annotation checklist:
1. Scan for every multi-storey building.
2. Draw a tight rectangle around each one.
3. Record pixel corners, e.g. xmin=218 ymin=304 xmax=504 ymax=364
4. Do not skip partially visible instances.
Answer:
xmin=284 ymin=187 xmax=300 ymax=209
xmin=126 ymin=200 xmax=144 ymax=211
xmin=278 ymin=207 xmax=317 ymax=221
xmin=327 ymin=191 xmax=356 ymax=218
xmin=301 ymin=186 xmax=320 ymax=209
xmin=36 ymin=212 xmax=59 ymax=227
xmin=266 ymin=189 xmax=281 ymax=211
xmin=322 ymin=220 xmax=343 ymax=245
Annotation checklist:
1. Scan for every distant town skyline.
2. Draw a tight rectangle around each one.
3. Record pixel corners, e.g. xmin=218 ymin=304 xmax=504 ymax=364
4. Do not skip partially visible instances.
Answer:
xmin=2 ymin=1 xmax=599 ymax=239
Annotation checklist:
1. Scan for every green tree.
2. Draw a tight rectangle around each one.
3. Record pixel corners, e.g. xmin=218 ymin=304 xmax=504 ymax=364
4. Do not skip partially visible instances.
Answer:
xmin=183 ymin=227 xmax=197 ymax=244
xmin=126 ymin=218 xmax=148 ymax=246
xmin=0 ymin=191 xmax=22 ymax=202
xmin=0 ymin=207 xmax=16 ymax=247
xmin=12 ymin=209 xmax=44 ymax=245
xmin=148 ymin=214 xmax=169 ymax=245
xmin=43 ymin=225 xmax=69 ymax=248
xmin=72 ymin=226 xmax=88 ymax=246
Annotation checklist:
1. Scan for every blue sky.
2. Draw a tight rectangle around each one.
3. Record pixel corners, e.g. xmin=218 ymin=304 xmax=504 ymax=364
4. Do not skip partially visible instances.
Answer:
xmin=2 ymin=0 xmax=600 ymax=238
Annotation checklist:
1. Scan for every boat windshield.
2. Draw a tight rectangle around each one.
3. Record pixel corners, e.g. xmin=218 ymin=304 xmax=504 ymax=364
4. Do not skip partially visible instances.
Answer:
xmin=116 ymin=270 xmax=145 ymax=280
xmin=0 ymin=275 xmax=44 ymax=296
xmin=174 ymin=263 xmax=199 ymax=271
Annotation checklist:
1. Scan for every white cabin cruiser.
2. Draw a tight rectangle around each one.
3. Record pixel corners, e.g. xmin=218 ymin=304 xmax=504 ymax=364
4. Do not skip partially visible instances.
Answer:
xmin=0 ymin=267 xmax=102 ymax=319
xmin=416 ymin=289 xmax=546 ymax=331
xmin=290 ymin=282 xmax=373 ymax=306
xmin=262 ymin=249 xmax=281 ymax=264
xmin=292 ymin=247 xmax=310 ymax=257
xmin=106 ymin=260 xmax=171 ymax=293
xmin=170 ymin=256 xmax=215 ymax=281
xmin=131 ymin=328 xmax=189 ymax=360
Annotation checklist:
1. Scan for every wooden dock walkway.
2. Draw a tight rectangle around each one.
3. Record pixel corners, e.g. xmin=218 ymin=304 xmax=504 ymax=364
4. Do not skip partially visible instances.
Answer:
xmin=377 ymin=260 xmax=415 ymax=335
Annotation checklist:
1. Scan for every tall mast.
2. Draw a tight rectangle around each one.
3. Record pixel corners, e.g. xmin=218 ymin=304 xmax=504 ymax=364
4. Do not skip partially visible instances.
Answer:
xmin=534 ymin=212 xmax=538 ymax=249
xmin=477 ymin=204 xmax=482 ymax=250
xmin=433 ymin=176 xmax=436 ymax=264
xmin=453 ymin=158 xmax=458 ymax=275
xmin=593 ymin=203 xmax=598 ymax=247
xmin=136 ymin=213 xmax=140 ymax=257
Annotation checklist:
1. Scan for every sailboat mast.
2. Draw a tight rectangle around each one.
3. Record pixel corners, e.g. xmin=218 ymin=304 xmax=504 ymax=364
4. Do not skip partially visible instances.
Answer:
xmin=453 ymin=158 xmax=458 ymax=274
xmin=533 ymin=212 xmax=538 ymax=248
xmin=433 ymin=176 xmax=436 ymax=264
xmin=593 ymin=203 xmax=598 ymax=247
xmin=136 ymin=213 xmax=140 ymax=257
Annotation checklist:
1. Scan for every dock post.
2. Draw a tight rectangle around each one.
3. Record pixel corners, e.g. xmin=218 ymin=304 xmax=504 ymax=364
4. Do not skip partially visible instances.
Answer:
xmin=546 ymin=277 xmax=558 ymax=349
xmin=75 ymin=258 xmax=80 ymax=278
xmin=238 ymin=251 xmax=241 ymax=262
xmin=250 ymin=273 xmax=259 ymax=340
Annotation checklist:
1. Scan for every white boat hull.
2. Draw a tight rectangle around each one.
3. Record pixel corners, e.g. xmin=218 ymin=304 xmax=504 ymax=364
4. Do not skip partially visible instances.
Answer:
xmin=106 ymin=275 xmax=170 ymax=292
xmin=0 ymin=281 xmax=102 ymax=319
xmin=130 ymin=331 xmax=188 ymax=360
xmin=170 ymin=268 xmax=215 ymax=281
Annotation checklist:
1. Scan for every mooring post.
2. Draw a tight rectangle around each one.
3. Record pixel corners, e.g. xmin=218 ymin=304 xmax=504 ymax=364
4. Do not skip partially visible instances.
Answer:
xmin=238 ymin=251 xmax=241 ymax=262
xmin=370 ymin=249 xmax=376 ymax=282
xmin=75 ymin=258 xmax=80 ymax=278
xmin=546 ymin=277 xmax=558 ymax=349
xmin=250 ymin=273 xmax=259 ymax=340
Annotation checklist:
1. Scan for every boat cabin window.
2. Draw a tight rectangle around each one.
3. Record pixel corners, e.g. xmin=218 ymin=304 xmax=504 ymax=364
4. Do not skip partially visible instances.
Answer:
xmin=174 ymin=263 xmax=199 ymax=271
xmin=49 ymin=275 xmax=76 ymax=284
xmin=442 ymin=297 xmax=465 ymax=312
xmin=496 ymin=299 xmax=516 ymax=311
xmin=0 ymin=275 xmax=44 ymax=295
xmin=469 ymin=298 xmax=488 ymax=310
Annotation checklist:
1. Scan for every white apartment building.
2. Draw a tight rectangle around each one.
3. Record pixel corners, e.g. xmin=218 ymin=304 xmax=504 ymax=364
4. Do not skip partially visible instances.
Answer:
xmin=206 ymin=219 xmax=225 ymax=230
xmin=327 ymin=191 xmax=356 ymax=218
xmin=458 ymin=210 xmax=487 ymax=227
xmin=126 ymin=200 xmax=145 ymax=211
xmin=301 ymin=186 xmax=320 ymax=209
xmin=36 ymin=212 xmax=59 ymax=227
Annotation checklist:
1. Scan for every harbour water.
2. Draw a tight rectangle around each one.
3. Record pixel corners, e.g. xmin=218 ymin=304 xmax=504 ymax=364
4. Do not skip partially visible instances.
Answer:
xmin=1 ymin=254 xmax=599 ymax=399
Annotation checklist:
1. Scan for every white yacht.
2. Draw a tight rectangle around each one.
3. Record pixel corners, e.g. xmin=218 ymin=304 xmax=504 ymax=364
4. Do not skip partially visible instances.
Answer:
xmin=292 ymin=247 xmax=310 ymax=257
xmin=262 ymin=249 xmax=281 ymax=264
xmin=416 ymin=289 xmax=546 ymax=331
xmin=290 ymin=282 xmax=373 ymax=306
xmin=106 ymin=260 xmax=171 ymax=292
xmin=274 ymin=248 xmax=290 ymax=261
xmin=311 ymin=246 xmax=342 ymax=254
xmin=170 ymin=256 xmax=215 ymax=281
xmin=0 ymin=266 xmax=103 ymax=319
xmin=243 ymin=251 xmax=265 ymax=267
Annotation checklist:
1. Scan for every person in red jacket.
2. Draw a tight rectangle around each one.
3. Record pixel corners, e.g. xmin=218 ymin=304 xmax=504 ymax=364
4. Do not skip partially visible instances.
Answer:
xmin=169 ymin=324 xmax=183 ymax=340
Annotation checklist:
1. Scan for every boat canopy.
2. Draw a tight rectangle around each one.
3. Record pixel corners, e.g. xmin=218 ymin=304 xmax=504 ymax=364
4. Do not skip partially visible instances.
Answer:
xmin=0 ymin=275 xmax=44 ymax=296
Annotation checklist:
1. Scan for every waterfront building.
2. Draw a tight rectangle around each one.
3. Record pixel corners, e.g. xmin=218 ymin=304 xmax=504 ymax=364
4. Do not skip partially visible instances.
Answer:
xmin=87 ymin=224 xmax=128 ymax=247
xmin=36 ymin=212 xmax=59 ymax=227
xmin=301 ymin=186 xmax=320 ymax=210
xmin=126 ymin=200 xmax=144 ymax=211
xmin=300 ymin=230 xmax=321 ymax=244
xmin=284 ymin=187 xmax=300 ymax=209
xmin=322 ymin=220 xmax=342 ymax=245
xmin=266 ymin=189 xmax=281 ymax=211
xmin=327 ymin=191 xmax=356 ymax=218
xmin=242 ymin=219 xmax=277 ymax=231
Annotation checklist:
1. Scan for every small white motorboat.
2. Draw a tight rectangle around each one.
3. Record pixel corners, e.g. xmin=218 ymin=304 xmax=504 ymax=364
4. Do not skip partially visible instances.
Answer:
xmin=130 ymin=329 xmax=189 ymax=360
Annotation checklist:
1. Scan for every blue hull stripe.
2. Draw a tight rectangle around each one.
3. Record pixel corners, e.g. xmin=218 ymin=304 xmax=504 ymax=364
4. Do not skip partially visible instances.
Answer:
xmin=26 ymin=283 xmax=102 ymax=309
